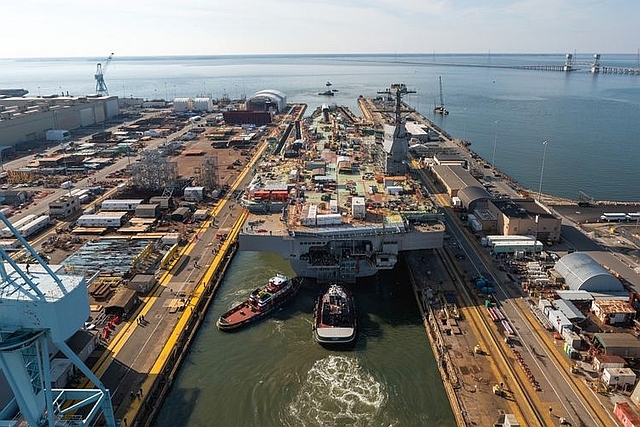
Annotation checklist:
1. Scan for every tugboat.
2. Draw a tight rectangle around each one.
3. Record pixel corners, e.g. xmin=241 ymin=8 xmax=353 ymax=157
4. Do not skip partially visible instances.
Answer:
xmin=313 ymin=284 xmax=356 ymax=346
xmin=216 ymin=274 xmax=300 ymax=331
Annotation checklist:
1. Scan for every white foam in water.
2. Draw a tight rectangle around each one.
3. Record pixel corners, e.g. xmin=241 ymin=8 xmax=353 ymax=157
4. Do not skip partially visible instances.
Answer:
xmin=286 ymin=355 xmax=388 ymax=427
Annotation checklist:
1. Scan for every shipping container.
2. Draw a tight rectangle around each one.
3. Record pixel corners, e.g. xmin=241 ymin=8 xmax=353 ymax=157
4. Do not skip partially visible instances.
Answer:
xmin=76 ymin=214 xmax=124 ymax=228
xmin=1 ymin=214 xmax=36 ymax=238
xmin=149 ymin=196 xmax=171 ymax=209
xmin=18 ymin=215 xmax=50 ymax=238
xmin=135 ymin=204 xmax=160 ymax=218
xmin=183 ymin=186 xmax=205 ymax=202
xmin=0 ymin=239 xmax=21 ymax=251
xmin=193 ymin=209 xmax=209 ymax=220
xmin=316 ymin=214 xmax=342 ymax=226
xmin=101 ymin=199 xmax=144 ymax=211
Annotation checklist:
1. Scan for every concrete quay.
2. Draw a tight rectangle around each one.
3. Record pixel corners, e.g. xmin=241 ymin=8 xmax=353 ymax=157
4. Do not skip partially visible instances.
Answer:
xmin=71 ymin=135 xmax=271 ymax=426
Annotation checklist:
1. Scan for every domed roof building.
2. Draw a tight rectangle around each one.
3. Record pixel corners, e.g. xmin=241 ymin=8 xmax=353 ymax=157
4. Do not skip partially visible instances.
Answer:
xmin=554 ymin=252 xmax=624 ymax=292
xmin=246 ymin=89 xmax=287 ymax=113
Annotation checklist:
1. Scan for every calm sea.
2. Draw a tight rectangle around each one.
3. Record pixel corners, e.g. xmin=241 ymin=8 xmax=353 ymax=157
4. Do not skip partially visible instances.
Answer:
xmin=1 ymin=53 xmax=639 ymax=201
xmin=152 ymin=253 xmax=455 ymax=427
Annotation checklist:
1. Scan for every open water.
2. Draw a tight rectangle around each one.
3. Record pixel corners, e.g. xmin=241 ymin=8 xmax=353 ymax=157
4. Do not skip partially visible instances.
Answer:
xmin=1 ymin=53 xmax=640 ymax=201
xmin=153 ymin=252 xmax=454 ymax=427
xmin=2 ymin=54 xmax=640 ymax=425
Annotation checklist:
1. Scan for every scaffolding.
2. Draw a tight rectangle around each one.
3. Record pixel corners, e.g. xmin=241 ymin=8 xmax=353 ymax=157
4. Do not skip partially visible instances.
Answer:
xmin=128 ymin=149 xmax=178 ymax=191
xmin=194 ymin=155 xmax=219 ymax=191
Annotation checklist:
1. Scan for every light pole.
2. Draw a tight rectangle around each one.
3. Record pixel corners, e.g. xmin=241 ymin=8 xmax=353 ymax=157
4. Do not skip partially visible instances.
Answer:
xmin=491 ymin=120 xmax=498 ymax=167
xmin=537 ymin=140 xmax=549 ymax=202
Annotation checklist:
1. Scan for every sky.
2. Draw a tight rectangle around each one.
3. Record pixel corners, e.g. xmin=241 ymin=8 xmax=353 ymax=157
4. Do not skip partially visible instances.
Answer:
xmin=1 ymin=0 xmax=639 ymax=58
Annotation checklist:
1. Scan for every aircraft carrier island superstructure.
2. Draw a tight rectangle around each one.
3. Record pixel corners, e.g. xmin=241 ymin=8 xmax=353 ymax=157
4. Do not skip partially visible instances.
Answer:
xmin=239 ymin=85 xmax=445 ymax=283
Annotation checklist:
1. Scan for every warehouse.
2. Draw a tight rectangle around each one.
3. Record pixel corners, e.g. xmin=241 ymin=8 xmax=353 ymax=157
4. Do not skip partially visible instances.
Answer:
xmin=593 ymin=333 xmax=640 ymax=358
xmin=489 ymin=199 xmax=561 ymax=243
xmin=430 ymin=164 xmax=480 ymax=198
xmin=554 ymin=252 xmax=625 ymax=293
xmin=458 ymin=186 xmax=492 ymax=213
xmin=0 ymin=95 xmax=119 ymax=147
xmin=591 ymin=299 xmax=636 ymax=325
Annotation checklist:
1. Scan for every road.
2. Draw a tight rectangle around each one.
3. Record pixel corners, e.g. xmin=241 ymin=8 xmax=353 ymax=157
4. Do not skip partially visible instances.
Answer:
xmin=410 ymin=157 xmax=613 ymax=426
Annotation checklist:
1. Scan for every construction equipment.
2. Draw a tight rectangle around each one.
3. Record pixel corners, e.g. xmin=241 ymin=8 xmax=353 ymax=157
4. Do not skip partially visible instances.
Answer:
xmin=578 ymin=190 xmax=595 ymax=207
xmin=95 ymin=52 xmax=114 ymax=96
xmin=492 ymin=383 xmax=506 ymax=397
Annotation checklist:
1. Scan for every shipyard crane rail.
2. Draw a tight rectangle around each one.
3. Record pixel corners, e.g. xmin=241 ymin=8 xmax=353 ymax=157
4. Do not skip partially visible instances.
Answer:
xmin=95 ymin=52 xmax=114 ymax=96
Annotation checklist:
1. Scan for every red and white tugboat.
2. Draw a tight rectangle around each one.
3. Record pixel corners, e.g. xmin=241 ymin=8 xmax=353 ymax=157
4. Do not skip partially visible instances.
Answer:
xmin=313 ymin=283 xmax=356 ymax=345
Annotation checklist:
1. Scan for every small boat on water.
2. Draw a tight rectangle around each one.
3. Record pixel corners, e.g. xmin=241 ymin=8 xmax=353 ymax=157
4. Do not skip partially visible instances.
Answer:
xmin=318 ymin=90 xmax=335 ymax=96
xmin=313 ymin=283 xmax=356 ymax=345
xmin=326 ymin=81 xmax=332 ymax=86
xmin=216 ymin=274 xmax=300 ymax=331
xmin=433 ymin=75 xmax=449 ymax=115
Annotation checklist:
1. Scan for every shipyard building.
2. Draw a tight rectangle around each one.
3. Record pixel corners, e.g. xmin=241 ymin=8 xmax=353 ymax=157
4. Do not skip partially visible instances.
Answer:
xmin=430 ymin=164 xmax=561 ymax=242
xmin=0 ymin=95 xmax=119 ymax=147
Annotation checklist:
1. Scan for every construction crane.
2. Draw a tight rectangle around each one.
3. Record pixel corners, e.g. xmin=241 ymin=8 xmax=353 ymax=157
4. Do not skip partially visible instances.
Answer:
xmin=0 ymin=212 xmax=117 ymax=427
xmin=94 ymin=52 xmax=114 ymax=96
xmin=578 ymin=190 xmax=595 ymax=207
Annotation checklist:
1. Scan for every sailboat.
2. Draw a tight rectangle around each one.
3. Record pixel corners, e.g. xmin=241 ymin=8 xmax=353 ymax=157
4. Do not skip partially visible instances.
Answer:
xmin=433 ymin=76 xmax=449 ymax=115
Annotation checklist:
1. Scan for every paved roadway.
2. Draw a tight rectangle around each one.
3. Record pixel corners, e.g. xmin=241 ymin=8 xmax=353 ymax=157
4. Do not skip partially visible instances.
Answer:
xmin=90 ymin=141 xmax=268 ymax=424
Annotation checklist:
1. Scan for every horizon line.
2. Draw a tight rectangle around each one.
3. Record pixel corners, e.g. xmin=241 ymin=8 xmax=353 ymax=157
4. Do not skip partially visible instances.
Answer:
xmin=1 ymin=51 xmax=636 ymax=61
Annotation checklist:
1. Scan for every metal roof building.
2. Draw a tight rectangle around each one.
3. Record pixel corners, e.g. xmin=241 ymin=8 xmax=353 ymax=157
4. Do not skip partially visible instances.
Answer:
xmin=457 ymin=185 xmax=492 ymax=211
xmin=431 ymin=165 xmax=477 ymax=192
xmin=594 ymin=333 xmax=640 ymax=358
xmin=554 ymin=252 xmax=624 ymax=293
xmin=551 ymin=299 xmax=585 ymax=321
xmin=246 ymin=89 xmax=287 ymax=113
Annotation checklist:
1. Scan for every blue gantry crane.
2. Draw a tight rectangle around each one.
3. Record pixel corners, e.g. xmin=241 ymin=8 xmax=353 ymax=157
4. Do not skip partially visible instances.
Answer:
xmin=94 ymin=53 xmax=114 ymax=96
xmin=0 ymin=212 xmax=117 ymax=427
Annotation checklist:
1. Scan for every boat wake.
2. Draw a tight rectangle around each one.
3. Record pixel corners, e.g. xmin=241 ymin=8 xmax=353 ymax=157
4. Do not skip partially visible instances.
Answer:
xmin=284 ymin=355 xmax=389 ymax=427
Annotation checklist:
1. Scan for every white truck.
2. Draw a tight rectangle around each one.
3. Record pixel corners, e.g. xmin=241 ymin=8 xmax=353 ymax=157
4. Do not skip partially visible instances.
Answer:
xmin=45 ymin=129 xmax=71 ymax=142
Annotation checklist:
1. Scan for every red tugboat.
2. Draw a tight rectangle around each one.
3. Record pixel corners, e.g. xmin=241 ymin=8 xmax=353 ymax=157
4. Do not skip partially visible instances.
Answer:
xmin=313 ymin=284 xmax=356 ymax=346
xmin=216 ymin=274 xmax=300 ymax=331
